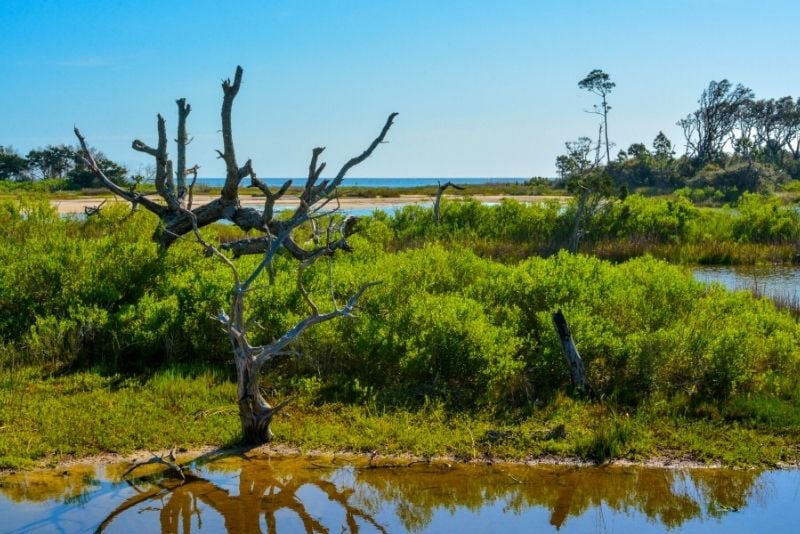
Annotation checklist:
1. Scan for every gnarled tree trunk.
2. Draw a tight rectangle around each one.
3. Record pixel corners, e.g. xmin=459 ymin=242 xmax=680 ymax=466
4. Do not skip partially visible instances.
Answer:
xmin=236 ymin=357 xmax=274 ymax=444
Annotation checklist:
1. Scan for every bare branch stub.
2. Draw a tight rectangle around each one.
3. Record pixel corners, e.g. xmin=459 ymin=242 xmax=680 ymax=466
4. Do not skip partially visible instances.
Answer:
xmin=131 ymin=114 xmax=179 ymax=210
xmin=175 ymin=98 xmax=192 ymax=201
xmin=84 ymin=199 xmax=107 ymax=217
xmin=220 ymin=66 xmax=246 ymax=202
xmin=434 ymin=180 xmax=466 ymax=225
xmin=552 ymin=309 xmax=590 ymax=395
xmin=73 ymin=127 xmax=166 ymax=217
xmin=250 ymin=174 xmax=292 ymax=224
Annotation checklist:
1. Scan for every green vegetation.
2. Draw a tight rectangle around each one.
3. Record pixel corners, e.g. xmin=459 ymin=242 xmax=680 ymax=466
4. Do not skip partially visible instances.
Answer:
xmin=0 ymin=366 xmax=238 ymax=470
xmin=3 ymin=367 xmax=798 ymax=469
xmin=0 ymin=144 xmax=128 ymax=190
xmin=378 ymin=193 xmax=799 ymax=264
xmin=1 ymin=198 xmax=799 ymax=468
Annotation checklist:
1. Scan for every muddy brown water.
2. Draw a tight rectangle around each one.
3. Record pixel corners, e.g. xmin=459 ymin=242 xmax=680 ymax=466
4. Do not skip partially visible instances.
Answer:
xmin=0 ymin=454 xmax=798 ymax=533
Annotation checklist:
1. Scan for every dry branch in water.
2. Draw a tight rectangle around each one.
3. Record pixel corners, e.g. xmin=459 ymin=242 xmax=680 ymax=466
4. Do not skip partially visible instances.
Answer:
xmin=74 ymin=66 xmax=397 ymax=444
xmin=121 ymin=448 xmax=185 ymax=481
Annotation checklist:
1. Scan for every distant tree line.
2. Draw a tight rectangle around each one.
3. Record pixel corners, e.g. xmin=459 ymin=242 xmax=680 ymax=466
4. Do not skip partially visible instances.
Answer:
xmin=0 ymin=144 xmax=129 ymax=188
xmin=556 ymin=73 xmax=800 ymax=200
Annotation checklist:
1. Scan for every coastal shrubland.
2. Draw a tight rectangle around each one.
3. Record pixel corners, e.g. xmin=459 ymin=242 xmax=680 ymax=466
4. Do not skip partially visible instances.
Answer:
xmin=376 ymin=193 xmax=799 ymax=263
xmin=1 ymin=198 xmax=799 ymax=468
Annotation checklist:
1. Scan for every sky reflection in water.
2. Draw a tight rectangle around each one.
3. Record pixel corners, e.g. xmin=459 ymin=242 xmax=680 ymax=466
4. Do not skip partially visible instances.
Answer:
xmin=1 ymin=454 xmax=799 ymax=533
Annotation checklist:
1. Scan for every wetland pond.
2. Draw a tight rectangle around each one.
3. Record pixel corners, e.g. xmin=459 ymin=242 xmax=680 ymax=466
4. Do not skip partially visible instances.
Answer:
xmin=1 ymin=454 xmax=798 ymax=533
xmin=693 ymin=264 xmax=799 ymax=301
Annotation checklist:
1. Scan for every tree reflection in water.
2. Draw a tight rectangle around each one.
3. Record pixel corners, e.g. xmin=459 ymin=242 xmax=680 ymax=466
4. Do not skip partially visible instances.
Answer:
xmin=98 ymin=456 xmax=388 ymax=533
xmin=0 ymin=454 xmax=768 ymax=533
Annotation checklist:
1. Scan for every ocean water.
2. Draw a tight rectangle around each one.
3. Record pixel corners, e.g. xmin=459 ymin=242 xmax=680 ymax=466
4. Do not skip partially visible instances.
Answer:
xmin=195 ymin=177 xmax=526 ymax=188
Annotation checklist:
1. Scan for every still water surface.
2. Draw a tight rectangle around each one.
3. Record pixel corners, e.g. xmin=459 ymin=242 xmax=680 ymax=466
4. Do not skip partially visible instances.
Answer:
xmin=195 ymin=177 xmax=526 ymax=188
xmin=693 ymin=264 xmax=800 ymax=301
xmin=1 ymin=454 xmax=798 ymax=533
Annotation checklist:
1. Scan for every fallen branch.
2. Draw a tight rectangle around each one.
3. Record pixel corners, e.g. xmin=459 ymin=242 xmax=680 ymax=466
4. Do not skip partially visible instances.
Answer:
xmin=121 ymin=448 xmax=185 ymax=481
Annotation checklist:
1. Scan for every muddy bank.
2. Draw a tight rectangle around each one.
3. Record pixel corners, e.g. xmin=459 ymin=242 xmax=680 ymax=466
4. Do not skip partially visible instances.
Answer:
xmin=9 ymin=443 xmax=765 ymax=476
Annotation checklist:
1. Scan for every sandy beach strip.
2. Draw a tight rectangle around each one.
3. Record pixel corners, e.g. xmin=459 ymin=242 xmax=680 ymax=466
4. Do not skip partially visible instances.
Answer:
xmin=51 ymin=194 xmax=569 ymax=215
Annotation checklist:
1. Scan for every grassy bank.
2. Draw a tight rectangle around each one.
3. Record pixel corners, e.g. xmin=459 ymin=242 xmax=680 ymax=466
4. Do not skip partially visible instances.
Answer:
xmin=1 ymin=365 xmax=798 ymax=470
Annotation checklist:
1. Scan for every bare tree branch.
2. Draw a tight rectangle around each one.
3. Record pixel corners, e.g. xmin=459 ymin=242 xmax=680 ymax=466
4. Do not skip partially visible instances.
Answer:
xmin=176 ymin=98 xmax=192 ymax=201
xmin=255 ymin=281 xmax=380 ymax=367
xmin=434 ymin=180 xmax=466 ymax=225
xmin=220 ymin=66 xmax=244 ymax=201
xmin=333 ymin=112 xmax=398 ymax=186
xmin=185 ymin=164 xmax=199 ymax=210
xmin=121 ymin=449 xmax=185 ymax=481
xmin=74 ymin=127 xmax=166 ymax=215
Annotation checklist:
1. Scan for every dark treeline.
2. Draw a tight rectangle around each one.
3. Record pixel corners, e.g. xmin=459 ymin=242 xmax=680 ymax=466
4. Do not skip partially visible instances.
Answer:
xmin=557 ymin=76 xmax=800 ymax=201
xmin=0 ymin=144 xmax=129 ymax=189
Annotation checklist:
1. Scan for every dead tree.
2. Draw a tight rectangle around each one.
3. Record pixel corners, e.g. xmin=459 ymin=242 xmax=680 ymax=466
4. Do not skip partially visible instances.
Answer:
xmin=433 ymin=180 xmax=465 ymax=225
xmin=74 ymin=66 xmax=397 ymax=444
xmin=565 ymin=171 xmax=613 ymax=253
xmin=83 ymin=199 xmax=106 ymax=218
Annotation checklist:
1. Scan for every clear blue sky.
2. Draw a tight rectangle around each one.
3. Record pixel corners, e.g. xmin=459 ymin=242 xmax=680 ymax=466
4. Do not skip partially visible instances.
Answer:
xmin=2 ymin=0 xmax=799 ymax=178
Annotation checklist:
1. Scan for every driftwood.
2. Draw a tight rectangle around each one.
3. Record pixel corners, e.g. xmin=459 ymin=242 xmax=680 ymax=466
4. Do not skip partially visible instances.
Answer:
xmin=433 ymin=180 xmax=465 ymax=225
xmin=551 ymin=309 xmax=590 ymax=394
xmin=74 ymin=66 xmax=396 ymax=444
xmin=121 ymin=448 xmax=185 ymax=480
xmin=83 ymin=199 xmax=106 ymax=218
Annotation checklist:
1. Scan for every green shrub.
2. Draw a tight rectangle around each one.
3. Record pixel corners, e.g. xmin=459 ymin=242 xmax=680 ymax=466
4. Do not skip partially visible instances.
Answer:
xmin=732 ymin=193 xmax=800 ymax=243
xmin=591 ymin=194 xmax=698 ymax=243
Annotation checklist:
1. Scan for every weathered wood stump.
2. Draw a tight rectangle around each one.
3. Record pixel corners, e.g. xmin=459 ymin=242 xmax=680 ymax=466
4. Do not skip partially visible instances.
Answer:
xmin=551 ymin=309 xmax=590 ymax=394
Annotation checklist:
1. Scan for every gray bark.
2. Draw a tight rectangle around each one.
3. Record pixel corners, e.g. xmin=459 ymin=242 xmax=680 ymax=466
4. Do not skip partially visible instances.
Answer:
xmin=568 ymin=189 xmax=588 ymax=253
xmin=74 ymin=66 xmax=397 ymax=257
xmin=433 ymin=181 xmax=465 ymax=225
xmin=552 ymin=309 xmax=589 ymax=394
xmin=75 ymin=66 xmax=394 ymax=445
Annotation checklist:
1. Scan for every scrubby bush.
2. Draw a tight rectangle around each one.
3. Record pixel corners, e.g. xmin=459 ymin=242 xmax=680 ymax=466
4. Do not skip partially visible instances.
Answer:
xmin=590 ymin=194 xmax=698 ymax=244
xmin=381 ymin=198 xmax=565 ymax=256
xmin=732 ymin=193 xmax=800 ymax=243
xmin=689 ymin=162 xmax=788 ymax=194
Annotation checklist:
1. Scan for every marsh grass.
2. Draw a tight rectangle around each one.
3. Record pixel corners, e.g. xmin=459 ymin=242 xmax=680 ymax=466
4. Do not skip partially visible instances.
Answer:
xmin=749 ymin=285 xmax=800 ymax=320
xmin=1 ymin=366 xmax=799 ymax=470
xmin=0 ymin=365 xmax=240 ymax=469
